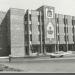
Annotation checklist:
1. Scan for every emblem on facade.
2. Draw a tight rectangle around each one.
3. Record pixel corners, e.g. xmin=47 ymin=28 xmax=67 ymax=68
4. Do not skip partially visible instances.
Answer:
xmin=46 ymin=8 xmax=53 ymax=18
xmin=47 ymin=22 xmax=54 ymax=40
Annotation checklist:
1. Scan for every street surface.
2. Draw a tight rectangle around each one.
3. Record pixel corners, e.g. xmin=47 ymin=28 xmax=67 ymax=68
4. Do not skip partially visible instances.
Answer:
xmin=1 ymin=56 xmax=75 ymax=73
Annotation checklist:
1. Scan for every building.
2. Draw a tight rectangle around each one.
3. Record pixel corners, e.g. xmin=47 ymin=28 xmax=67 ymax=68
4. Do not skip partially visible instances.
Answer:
xmin=25 ymin=10 xmax=41 ymax=56
xmin=0 ymin=5 xmax=75 ymax=57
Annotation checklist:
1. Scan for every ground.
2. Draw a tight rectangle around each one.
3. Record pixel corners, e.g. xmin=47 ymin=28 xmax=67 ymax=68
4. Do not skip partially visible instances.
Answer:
xmin=0 ymin=56 xmax=75 ymax=73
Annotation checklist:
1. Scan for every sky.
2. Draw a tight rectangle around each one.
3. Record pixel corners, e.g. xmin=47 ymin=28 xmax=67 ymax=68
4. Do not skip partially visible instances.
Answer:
xmin=0 ymin=0 xmax=75 ymax=16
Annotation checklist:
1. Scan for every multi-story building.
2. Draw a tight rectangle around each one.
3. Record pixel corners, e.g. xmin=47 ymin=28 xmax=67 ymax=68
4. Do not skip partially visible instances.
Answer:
xmin=25 ymin=10 xmax=41 ymax=56
xmin=37 ymin=6 xmax=56 ymax=55
xmin=55 ymin=14 xmax=66 ymax=52
xmin=0 ymin=5 xmax=75 ymax=57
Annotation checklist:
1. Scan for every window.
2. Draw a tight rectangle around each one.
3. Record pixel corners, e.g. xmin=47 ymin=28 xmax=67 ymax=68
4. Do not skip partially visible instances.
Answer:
xmin=67 ymin=36 xmax=69 ymax=41
xmin=38 ymin=15 xmax=40 ymax=22
xmin=25 ymin=46 xmax=29 ymax=55
xmin=64 ymin=36 xmax=66 ymax=42
xmin=30 ymin=35 xmax=32 ymax=41
xmin=30 ymin=24 xmax=32 ymax=31
xmin=64 ymin=35 xmax=69 ymax=42
xmin=67 ymin=27 xmax=68 ymax=33
xmin=58 ymin=35 xmax=60 ymax=41
xmin=25 ymin=17 xmax=28 ymax=21
xmin=72 ymin=20 xmax=75 ymax=26
xmin=38 ymin=25 xmax=40 ymax=31
xmin=72 ymin=20 xmax=74 ymax=26
xmin=73 ymin=20 xmax=75 ymax=26
xmin=73 ymin=35 xmax=75 ymax=41
xmin=39 ymin=34 xmax=41 ymax=41
xmin=25 ymin=24 xmax=28 ymax=31
xmin=29 ymin=14 xmax=31 ymax=21
xmin=41 ymin=15 xmax=44 ymax=22
xmin=56 ymin=18 xmax=59 ymax=24
xmin=24 ymin=14 xmax=28 ymax=21
xmin=64 ymin=27 xmax=66 ymax=33
xmin=56 ymin=26 xmax=58 ymax=34
xmin=64 ymin=18 xmax=68 ymax=25
xmin=25 ymin=35 xmax=28 ymax=42
xmin=57 ymin=26 xmax=59 ymax=33
xmin=72 ymin=27 xmax=74 ymax=33
xmin=56 ymin=25 xmax=59 ymax=33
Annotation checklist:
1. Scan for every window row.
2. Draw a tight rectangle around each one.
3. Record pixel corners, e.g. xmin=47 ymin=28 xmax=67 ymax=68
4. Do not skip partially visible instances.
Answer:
xmin=56 ymin=26 xmax=74 ymax=33
xmin=29 ymin=34 xmax=41 ymax=42
xmin=26 ymin=35 xmax=75 ymax=43
xmin=56 ymin=18 xmax=75 ymax=26
xmin=57 ymin=35 xmax=74 ymax=42
xmin=28 ymin=14 xmax=42 ymax=22
xmin=29 ymin=24 xmax=40 ymax=32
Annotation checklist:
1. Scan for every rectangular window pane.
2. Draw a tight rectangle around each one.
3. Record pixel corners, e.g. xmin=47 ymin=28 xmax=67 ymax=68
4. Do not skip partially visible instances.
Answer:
xmin=72 ymin=20 xmax=75 ymax=26
xmin=64 ymin=36 xmax=66 ymax=41
xmin=30 ymin=35 xmax=32 ymax=41
xmin=64 ymin=18 xmax=68 ymax=25
xmin=72 ymin=27 xmax=74 ymax=33
xmin=39 ymin=34 xmax=41 ymax=41
xmin=67 ymin=36 xmax=69 ymax=41
xmin=38 ymin=15 xmax=40 ymax=22
xmin=67 ymin=27 xmax=68 ymax=33
xmin=57 ymin=18 xmax=59 ymax=24
xmin=64 ymin=27 xmax=66 ymax=33
xmin=73 ymin=35 xmax=74 ymax=41
xmin=58 ymin=26 xmax=59 ymax=33
xmin=30 ymin=24 xmax=32 ymax=31
xmin=58 ymin=35 xmax=60 ymax=41
xmin=38 ymin=25 xmax=40 ymax=31
xmin=29 ymin=14 xmax=31 ymax=21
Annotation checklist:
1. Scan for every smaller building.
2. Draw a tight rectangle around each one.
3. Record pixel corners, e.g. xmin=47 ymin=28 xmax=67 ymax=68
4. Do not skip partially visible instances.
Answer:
xmin=6 ymin=8 xmax=25 ymax=57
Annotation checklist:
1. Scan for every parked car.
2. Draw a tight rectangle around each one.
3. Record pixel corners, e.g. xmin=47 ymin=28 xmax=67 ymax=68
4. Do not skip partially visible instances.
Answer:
xmin=50 ymin=52 xmax=64 ymax=58
xmin=50 ymin=51 xmax=73 ymax=58
xmin=62 ymin=51 xmax=72 ymax=55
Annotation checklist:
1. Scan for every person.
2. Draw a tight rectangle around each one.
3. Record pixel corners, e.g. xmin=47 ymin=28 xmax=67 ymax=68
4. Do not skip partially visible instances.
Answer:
xmin=9 ymin=55 xmax=11 ymax=62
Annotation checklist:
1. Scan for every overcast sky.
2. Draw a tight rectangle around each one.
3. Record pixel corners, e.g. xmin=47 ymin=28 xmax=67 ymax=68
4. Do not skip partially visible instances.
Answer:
xmin=0 ymin=0 xmax=75 ymax=16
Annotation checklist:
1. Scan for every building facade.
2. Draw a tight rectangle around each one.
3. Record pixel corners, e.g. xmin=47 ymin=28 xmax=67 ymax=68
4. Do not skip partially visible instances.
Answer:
xmin=0 ymin=5 xmax=75 ymax=57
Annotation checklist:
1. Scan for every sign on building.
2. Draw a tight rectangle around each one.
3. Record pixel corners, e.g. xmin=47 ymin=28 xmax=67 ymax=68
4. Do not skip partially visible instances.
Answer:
xmin=47 ymin=22 xmax=54 ymax=40
xmin=46 ymin=8 xmax=54 ymax=18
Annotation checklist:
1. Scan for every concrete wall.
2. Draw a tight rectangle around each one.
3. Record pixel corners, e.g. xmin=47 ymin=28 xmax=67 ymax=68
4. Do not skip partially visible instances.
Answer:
xmin=8 ymin=8 xmax=25 ymax=57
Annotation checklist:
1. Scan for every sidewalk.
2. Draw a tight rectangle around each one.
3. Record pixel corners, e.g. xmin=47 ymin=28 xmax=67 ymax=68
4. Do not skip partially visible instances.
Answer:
xmin=0 ymin=54 xmax=75 ymax=63
xmin=2 ymin=55 xmax=75 ymax=73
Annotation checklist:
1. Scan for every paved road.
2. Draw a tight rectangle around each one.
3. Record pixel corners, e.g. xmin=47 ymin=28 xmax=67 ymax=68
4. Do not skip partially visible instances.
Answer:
xmin=1 ymin=57 xmax=75 ymax=73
